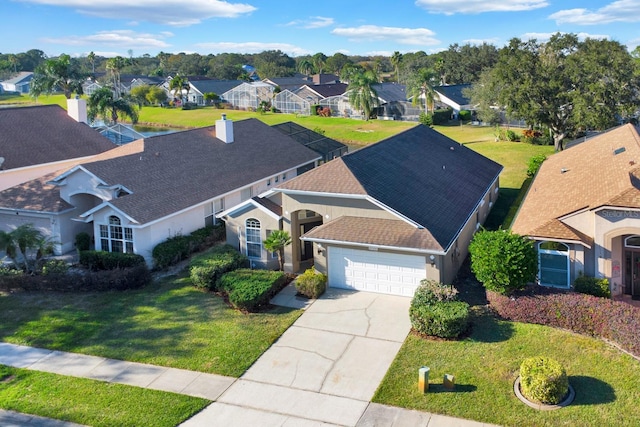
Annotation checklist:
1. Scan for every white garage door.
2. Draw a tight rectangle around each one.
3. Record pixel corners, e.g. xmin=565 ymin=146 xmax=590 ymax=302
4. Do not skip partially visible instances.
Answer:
xmin=328 ymin=247 xmax=426 ymax=296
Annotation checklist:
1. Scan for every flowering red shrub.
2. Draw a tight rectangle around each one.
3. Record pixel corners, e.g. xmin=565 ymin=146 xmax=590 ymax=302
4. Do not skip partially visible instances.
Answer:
xmin=487 ymin=290 xmax=640 ymax=357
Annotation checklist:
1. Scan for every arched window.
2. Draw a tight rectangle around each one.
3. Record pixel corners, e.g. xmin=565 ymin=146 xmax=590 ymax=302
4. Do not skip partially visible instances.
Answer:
xmin=100 ymin=215 xmax=133 ymax=253
xmin=625 ymin=235 xmax=640 ymax=248
xmin=246 ymin=218 xmax=261 ymax=258
xmin=538 ymin=241 xmax=569 ymax=288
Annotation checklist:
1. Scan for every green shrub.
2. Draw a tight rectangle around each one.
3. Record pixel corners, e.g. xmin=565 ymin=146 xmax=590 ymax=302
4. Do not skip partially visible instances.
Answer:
xmin=311 ymin=104 xmax=320 ymax=115
xmin=75 ymin=232 xmax=91 ymax=252
xmin=189 ymin=245 xmax=248 ymax=291
xmin=526 ymin=154 xmax=547 ymax=178
xmin=432 ymin=108 xmax=452 ymax=125
xmin=469 ymin=229 xmax=538 ymax=295
xmin=409 ymin=300 xmax=470 ymax=338
xmin=79 ymin=251 xmax=146 ymax=271
xmin=152 ymin=225 xmax=225 ymax=269
xmin=519 ymin=357 xmax=569 ymax=405
xmin=295 ymin=268 xmax=327 ymax=298
xmin=573 ymin=275 xmax=610 ymax=298
xmin=419 ymin=112 xmax=433 ymax=127
xmin=219 ymin=269 xmax=286 ymax=311
xmin=412 ymin=279 xmax=458 ymax=305
xmin=40 ymin=259 xmax=69 ymax=275
xmin=458 ymin=110 xmax=471 ymax=121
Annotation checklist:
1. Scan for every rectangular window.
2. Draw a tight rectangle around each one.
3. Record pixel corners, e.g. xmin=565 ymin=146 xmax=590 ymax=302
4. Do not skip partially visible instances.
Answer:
xmin=214 ymin=198 xmax=225 ymax=213
xmin=539 ymin=252 xmax=569 ymax=288
xmin=246 ymin=228 xmax=261 ymax=258
xmin=241 ymin=187 xmax=253 ymax=201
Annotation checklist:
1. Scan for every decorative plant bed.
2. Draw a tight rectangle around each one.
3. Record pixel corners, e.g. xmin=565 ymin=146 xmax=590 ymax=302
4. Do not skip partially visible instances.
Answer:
xmin=513 ymin=376 xmax=575 ymax=410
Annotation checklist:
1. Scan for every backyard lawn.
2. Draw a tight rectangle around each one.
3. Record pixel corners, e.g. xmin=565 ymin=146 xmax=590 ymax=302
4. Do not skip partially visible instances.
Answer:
xmin=0 ymin=273 xmax=301 ymax=377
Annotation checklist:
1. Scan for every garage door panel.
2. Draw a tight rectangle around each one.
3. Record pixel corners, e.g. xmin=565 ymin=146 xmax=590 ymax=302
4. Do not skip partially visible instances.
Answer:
xmin=328 ymin=247 xmax=426 ymax=296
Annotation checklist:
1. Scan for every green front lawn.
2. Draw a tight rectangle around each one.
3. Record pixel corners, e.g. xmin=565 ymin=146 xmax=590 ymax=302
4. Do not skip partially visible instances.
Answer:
xmin=0 ymin=365 xmax=209 ymax=427
xmin=374 ymin=309 xmax=640 ymax=427
xmin=0 ymin=274 xmax=301 ymax=377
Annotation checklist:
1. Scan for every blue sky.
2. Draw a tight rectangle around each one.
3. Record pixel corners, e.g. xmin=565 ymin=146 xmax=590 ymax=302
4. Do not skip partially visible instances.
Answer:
xmin=2 ymin=0 xmax=639 ymax=58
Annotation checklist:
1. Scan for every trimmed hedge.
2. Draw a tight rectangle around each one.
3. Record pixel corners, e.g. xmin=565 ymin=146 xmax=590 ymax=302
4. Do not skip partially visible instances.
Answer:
xmin=573 ymin=275 xmax=610 ymax=298
xmin=295 ymin=268 xmax=327 ymax=298
xmin=0 ymin=264 xmax=151 ymax=292
xmin=520 ymin=357 xmax=569 ymax=405
xmin=219 ymin=269 xmax=286 ymax=312
xmin=432 ymin=108 xmax=452 ymax=125
xmin=79 ymin=251 xmax=146 ymax=271
xmin=189 ymin=245 xmax=248 ymax=291
xmin=410 ymin=301 xmax=470 ymax=338
xmin=152 ymin=224 xmax=225 ymax=269
xmin=412 ymin=279 xmax=458 ymax=305
xmin=487 ymin=290 xmax=640 ymax=357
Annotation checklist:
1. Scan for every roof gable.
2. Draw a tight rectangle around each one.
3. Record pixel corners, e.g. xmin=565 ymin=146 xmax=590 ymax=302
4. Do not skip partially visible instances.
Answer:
xmin=79 ymin=118 xmax=320 ymax=224
xmin=512 ymin=124 xmax=640 ymax=238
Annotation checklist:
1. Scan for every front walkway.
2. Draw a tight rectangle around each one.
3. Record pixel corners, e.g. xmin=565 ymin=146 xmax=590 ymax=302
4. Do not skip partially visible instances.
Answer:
xmin=0 ymin=286 xmax=497 ymax=427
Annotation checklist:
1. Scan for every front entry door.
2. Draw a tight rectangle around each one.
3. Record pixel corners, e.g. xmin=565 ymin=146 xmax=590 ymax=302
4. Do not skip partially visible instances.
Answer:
xmin=624 ymin=250 xmax=640 ymax=299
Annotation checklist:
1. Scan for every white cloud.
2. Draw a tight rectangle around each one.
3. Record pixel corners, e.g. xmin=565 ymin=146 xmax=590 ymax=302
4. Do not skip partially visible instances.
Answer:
xmin=18 ymin=0 xmax=256 ymax=26
xmin=461 ymin=37 xmax=501 ymax=45
xmin=415 ymin=0 xmax=548 ymax=14
xmin=520 ymin=32 xmax=609 ymax=42
xmin=285 ymin=16 xmax=334 ymax=29
xmin=549 ymin=1 xmax=640 ymax=25
xmin=41 ymin=30 xmax=173 ymax=49
xmin=195 ymin=41 xmax=310 ymax=56
xmin=331 ymin=25 xmax=440 ymax=46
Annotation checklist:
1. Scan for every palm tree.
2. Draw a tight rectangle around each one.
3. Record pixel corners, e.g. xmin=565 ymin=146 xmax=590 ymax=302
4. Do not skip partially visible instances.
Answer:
xmin=30 ymin=54 xmax=85 ymax=99
xmin=391 ymin=51 xmax=403 ymax=83
xmin=347 ymin=69 xmax=379 ymax=121
xmin=312 ymin=52 xmax=327 ymax=75
xmin=8 ymin=54 xmax=18 ymax=73
xmin=263 ymin=230 xmax=292 ymax=271
xmin=87 ymin=51 xmax=96 ymax=74
xmin=106 ymin=56 xmax=127 ymax=98
xmin=88 ymin=87 xmax=138 ymax=125
xmin=0 ymin=224 xmax=54 ymax=274
xmin=297 ymin=58 xmax=314 ymax=76
xmin=169 ymin=74 xmax=190 ymax=105
xmin=407 ymin=67 xmax=439 ymax=114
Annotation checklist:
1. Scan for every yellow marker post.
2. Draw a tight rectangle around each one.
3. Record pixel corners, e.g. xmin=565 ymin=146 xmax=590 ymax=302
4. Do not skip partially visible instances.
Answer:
xmin=418 ymin=366 xmax=430 ymax=393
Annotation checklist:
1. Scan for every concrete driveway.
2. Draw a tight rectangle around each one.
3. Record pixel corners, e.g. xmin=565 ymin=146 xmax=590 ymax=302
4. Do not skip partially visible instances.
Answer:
xmin=181 ymin=288 xmax=412 ymax=426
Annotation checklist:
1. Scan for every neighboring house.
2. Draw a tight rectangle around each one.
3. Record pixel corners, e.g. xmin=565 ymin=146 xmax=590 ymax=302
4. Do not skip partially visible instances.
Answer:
xmin=512 ymin=124 xmax=640 ymax=299
xmin=373 ymin=83 xmax=423 ymax=121
xmin=222 ymin=82 xmax=275 ymax=110
xmin=84 ymin=73 xmax=165 ymax=97
xmin=0 ymin=116 xmax=320 ymax=263
xmin=294 ymin=83 xmax=348 ymax=105
xmin=0 ymin=72 xmax=34 ymax=93
xmin=0 ymin=101 xmax=114 ymax=191
xmin=271 ymin=121 xmax=348 ymax=163
xmin=188 ymin=79 xmax=243 ymax=106
xmin=264 ymin=73 xmax=339 ymax=91
xmin=219 ymin=124 xmax=502 ymax=296
xmin=434 ymin=84 xmax=473 ymax=118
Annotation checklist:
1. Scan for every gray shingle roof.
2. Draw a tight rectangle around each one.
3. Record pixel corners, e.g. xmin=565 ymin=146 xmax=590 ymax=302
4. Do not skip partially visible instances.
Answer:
xmin=0 ymin=105 xmax=115 ymax=170
xmin=434 ymin=84 xmax=472 ymax=107
xmin=280 ymin=124 xmax=502 ymax=251
xmin=190 ymin=80 xmax=242 ymax=95
xmin=80 ymin=118 xmax=320 ymax=224
xmin=373 ymin=83 xmax=407 ymax=103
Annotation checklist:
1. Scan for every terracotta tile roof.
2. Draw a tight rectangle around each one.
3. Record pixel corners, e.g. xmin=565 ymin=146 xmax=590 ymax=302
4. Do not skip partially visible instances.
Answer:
xmin=303 ymin=216 xmax=444 ymax=252
xmin=512 ymin=124 xmax=640 ymax=240
xmin=0 ymin=105 xmax=115 ymax=170
xmin=0 ymin=171 xmax=72 ymax=212
xmin=279 ymin=124 xmax=502 ymax=251
xmin=78 ymin=118 xmax=319 ymax=224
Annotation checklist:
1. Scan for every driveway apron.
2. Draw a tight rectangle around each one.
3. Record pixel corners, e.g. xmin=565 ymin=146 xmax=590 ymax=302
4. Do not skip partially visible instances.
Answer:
xmin=181 ymin=288 xmax=412 ymax=426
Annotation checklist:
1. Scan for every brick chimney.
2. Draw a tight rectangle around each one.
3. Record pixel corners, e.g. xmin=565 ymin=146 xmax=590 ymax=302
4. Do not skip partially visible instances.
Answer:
xmin=216 ymin=114 xmax=234 ymax=143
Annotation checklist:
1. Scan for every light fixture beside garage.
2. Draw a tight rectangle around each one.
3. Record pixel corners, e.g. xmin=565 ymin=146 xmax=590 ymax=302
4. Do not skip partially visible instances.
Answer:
xmin=429 ymin=255 xmax=436 ymax=266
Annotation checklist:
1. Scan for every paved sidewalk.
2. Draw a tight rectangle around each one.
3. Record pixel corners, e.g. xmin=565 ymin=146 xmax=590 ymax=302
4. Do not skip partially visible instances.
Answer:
xmin=0 ymin=285 xmax=499 ymax=427
xmin=0 ymin=342 xmax=235 ymax=400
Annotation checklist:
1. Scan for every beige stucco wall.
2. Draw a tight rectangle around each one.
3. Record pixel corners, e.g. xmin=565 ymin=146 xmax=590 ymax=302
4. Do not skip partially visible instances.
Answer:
xmin=222 ymin=205 xmax=281 ymax=270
